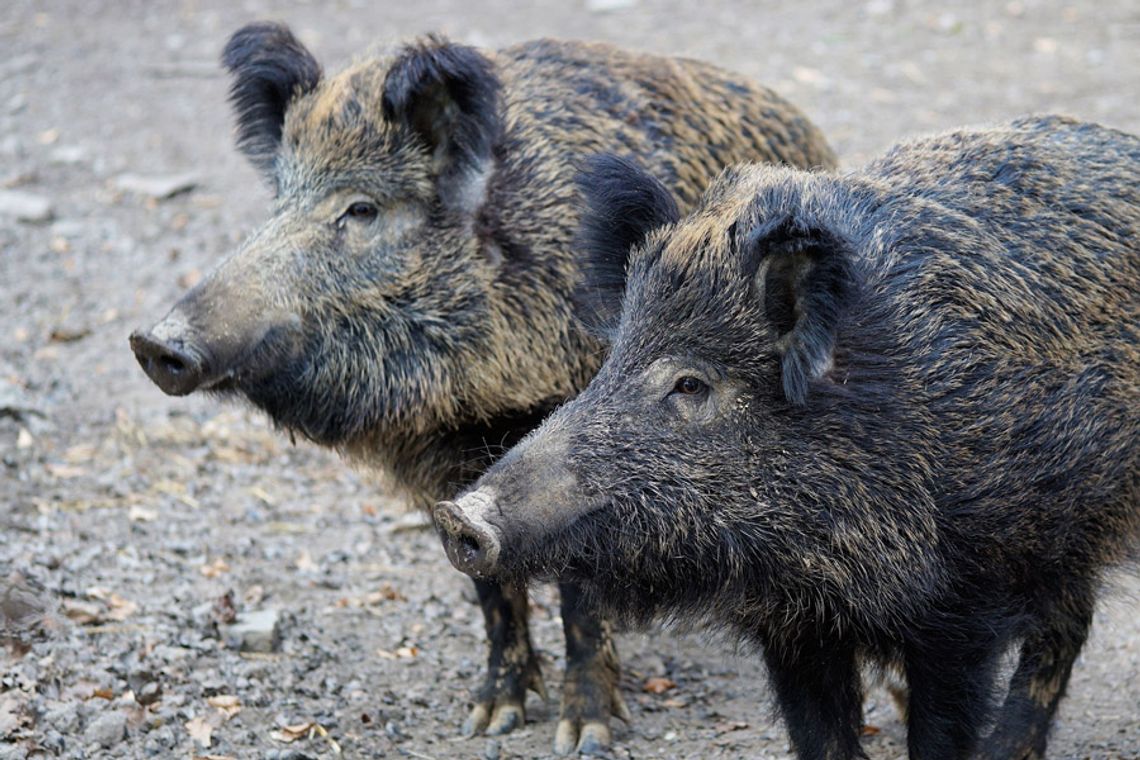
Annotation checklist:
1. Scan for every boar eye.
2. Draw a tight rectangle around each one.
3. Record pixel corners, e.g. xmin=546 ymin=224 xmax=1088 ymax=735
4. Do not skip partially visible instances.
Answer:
xmin=342 ymin=201 xmax=379 ymax=222
xmin=672 ymin=376 xmax=708 ymax=396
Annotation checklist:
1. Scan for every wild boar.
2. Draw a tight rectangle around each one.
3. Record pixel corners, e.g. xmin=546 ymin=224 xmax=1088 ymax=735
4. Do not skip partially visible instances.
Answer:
xmin=436 ymin=116 xmax=1140 ymax=759
xmin=129 ymin=22 xmax=836 ymax=754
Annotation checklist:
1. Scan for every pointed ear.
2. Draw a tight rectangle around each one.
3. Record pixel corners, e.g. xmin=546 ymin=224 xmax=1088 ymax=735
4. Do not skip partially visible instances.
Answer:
xmin=743 ymin=215 xmax=858 ymax=405
xmin=382 ymin=36 xmax=502 ymax=213
xmin=572 ymin=154 xmax=681 ymax=339
xmin=222 ymin=22 xmax=322 ymax=178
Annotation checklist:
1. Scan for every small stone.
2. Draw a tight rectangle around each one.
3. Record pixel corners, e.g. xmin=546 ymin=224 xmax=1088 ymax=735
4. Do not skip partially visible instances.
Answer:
xmin=0 ymin=190 xmax=53 ymax=223
xmin=84 ymin=710 xmax=127 ymax=749
xmin=43 ymin=702 xmax=80 ymax=734
xmin=222 ymin=608 xmax=280 ymax=653
xmin=113 ymin=172 xmax=198 ymax=200
xmin=483 ymin=738 xmax=502 ymax=760
xmin=586 ymin=0 xmax=638 ymax=10
xmin=48 ymin=145 xmax=88 ymax=165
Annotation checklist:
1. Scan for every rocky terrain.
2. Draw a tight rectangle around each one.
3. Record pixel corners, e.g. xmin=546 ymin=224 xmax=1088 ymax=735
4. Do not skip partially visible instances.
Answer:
xmin=2 ymin=1 xmax=1138 ymax=757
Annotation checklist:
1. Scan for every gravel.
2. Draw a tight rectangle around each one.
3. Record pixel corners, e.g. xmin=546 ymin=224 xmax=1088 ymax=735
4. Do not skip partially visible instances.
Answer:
xmin=1 ymin=1 xmax=1137 ymax=758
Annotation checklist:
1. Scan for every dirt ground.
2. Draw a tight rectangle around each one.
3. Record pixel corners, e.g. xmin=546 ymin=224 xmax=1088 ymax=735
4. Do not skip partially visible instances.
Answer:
xmin=2 ymin=1 xmax=1138 ymax=758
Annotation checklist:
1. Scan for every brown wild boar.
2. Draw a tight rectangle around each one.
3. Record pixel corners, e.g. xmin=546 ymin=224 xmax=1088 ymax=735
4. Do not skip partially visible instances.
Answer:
xmin=129 ymin=22 xmax=836 ymax=754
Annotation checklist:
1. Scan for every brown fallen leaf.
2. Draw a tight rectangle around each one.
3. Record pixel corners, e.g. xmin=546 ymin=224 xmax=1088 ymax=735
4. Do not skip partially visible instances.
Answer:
xmin=861 ymin=724 xmax=882 ymax=736
xmin=45 ymin=462 xmax=87 ymax=479
xmin=206 ymin=695 xmax=241 ymax=719
xmin=106 ymin=594 xmax=138 ymax=622
xmin=270 ymin=721 xmax=316 ymax=742
xmin=713 ymin=720 xmax=749 ymax=734
xmin=128 ymin=505 xmax=158 ymax=522
xmin=62 ymin=599 xmax=104 ymax=625
xmin=62 ymin=444 xmax=97 ymax=463
xmin=199 ymin=558 xmax=231 ymax=579
xmin=49 ymin=324 xmax=91 ymax=343
xmin=375 ymin=646 xmax=420 ymax=660
xmin=269 ymin=721 xmax=340 ymax=755
xmin=369 ymin=582 xmax=406 ymax=603
xmin=642 ymin=676 xmax=677 ymax=694
xmin=210 ymin=591 xmax=238 ymax=626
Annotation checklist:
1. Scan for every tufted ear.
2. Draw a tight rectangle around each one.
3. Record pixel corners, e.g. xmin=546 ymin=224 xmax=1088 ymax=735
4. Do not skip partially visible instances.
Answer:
xmin=222 ymin=22 xmax=322 ymax=178
xmin=382 ymin=36 xmax=502 ymax=213
xmin=572 ymin=154 xmax=681 ymax=339
xmin=742 ymin=214 xmax=858 ymax=405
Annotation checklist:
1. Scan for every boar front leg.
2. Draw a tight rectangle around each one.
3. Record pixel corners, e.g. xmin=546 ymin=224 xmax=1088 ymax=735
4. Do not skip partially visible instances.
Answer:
xmin=466 ymin=579 xmax=546 ymax=736
xmin=904 ymin=631 xmax=1004 ymax=760
xmin=554 ymin=582 xmax=629 ymax=755
xmin=762 ymin=632 xmax=864 ymax=760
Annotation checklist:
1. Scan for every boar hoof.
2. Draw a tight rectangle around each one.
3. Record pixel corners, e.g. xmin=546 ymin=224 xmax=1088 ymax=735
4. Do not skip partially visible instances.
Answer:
xmin=464 ymin=655 xmax=546 ymax=738
xmin=465 ymin=699 xmax=525 ymax=737
xmin=555 ymin=719 xmax=612 ymax=755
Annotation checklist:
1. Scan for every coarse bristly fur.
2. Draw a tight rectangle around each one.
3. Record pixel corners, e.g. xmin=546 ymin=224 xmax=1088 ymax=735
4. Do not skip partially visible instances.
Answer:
xmin=441 ymin=116 xmax=1140 ymax=760
xmin=130 ymin=21 xmax=837 ymax=756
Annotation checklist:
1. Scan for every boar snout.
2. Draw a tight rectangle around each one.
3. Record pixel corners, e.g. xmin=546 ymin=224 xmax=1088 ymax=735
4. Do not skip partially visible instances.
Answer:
xmin=130 ymin=320 xmax=217 ymax=397
xmin=435 ymin=492 xmax=503 ymax=578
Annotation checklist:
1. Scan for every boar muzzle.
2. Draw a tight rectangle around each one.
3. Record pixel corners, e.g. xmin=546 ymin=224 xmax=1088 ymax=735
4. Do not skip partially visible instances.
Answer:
xmin=129 ymin=328 xmax=215 ymax=397
xmin=434 ymin=492 xmax=503 ymax=578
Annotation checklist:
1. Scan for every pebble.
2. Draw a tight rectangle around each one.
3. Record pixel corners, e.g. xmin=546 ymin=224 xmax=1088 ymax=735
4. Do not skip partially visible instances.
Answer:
xmin=0 ymin=189 xmax=53 ymax=222
xmin=48 ymin=145 xmax=88 ymax=165
xmin=84 ymin=710 xmax=127 ymax=749
xmin=222 ymin=608 xmax=281 ymax=653
xmin=483 ymin=738 xmax=502 ymax=760
xmin=113 ymin=172 xmax=198 ymax=200
xmin=42 ymin=702 xmax=80 ymax=734
xmin=586 ymin=0 xmax=639 ymax=10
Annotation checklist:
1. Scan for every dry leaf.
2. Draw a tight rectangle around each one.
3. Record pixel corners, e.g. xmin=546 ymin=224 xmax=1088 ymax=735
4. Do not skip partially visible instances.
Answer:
xmin=62 ymin=599 xmax=104 ymax=624
xmin=92 ymin=688 xmax=115 ymax=700
xmin=45 ymin=462 xmax=86 ymax=479
xmin=270 ymin=721 xmax=316 ymax=742
xmin=62 ymin=444 xmax=97 ymax=463
xmin=199 ymin=558 xmax=230 ymax=578
xmin=186 ymin=715 xmax=215 ymax=748
xmin=248 ymin=486 xmax=275 ymax=506
xmin=369 ymin=583 xmax=406 ymax=603
xmin=375 ymin=647 xmax=419 ymax=660
xmin=642 ymin=677 xmax=677 ymax=694
xmin=861 ymin=724 xmax=882 ymax=736
xmin=105 ymin=594 xmax=138 ymax=622
xmin=206 ymin=695 xmax=241 ymax=719
xmin=713 ymin=720 xmax=749 ymax=734
xmin=128 ymin=505 xmax=158 ymax=522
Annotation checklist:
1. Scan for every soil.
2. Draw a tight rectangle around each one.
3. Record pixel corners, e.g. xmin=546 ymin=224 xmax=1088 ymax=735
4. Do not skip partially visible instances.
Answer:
xmin=2 ymin=1 xmax=1138 ymax=758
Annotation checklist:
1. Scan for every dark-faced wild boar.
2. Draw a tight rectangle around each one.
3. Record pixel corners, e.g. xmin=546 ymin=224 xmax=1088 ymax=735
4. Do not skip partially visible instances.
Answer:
xmin=128 ymin=21 xmax=836 ymax=754
xmin=436 ymin=115 xmax=1140 ymax=760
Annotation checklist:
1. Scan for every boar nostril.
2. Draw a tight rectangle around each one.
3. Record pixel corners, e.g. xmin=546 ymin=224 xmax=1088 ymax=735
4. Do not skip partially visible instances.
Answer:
xmin=458 ymin=533 xmax=483 ymax=563
xmin=159 ymin=354 xmax=188 ymax=376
